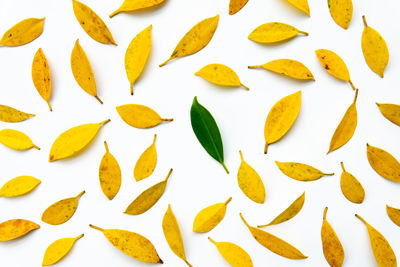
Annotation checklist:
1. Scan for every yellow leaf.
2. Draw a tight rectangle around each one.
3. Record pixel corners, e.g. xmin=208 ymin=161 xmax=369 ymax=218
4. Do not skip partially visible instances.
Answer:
xmin=110 ymin=0 xmax=166 ymax=18
xmin=208 ymin=237 xmax=253 ymax=267
xmin=71 ymin=39 xmax=102 ymax=104
xmin=361 ymin=16 xmax=389 ymax=78
xmin=377 ymin=103 xmax=400 ymax=127
xmin=0 ymin=18 xmax=45 ymax=47
xmin=366 ymin=144 xmax=400 ymax=182
xmin=0 ymin=219 xmax=39 ymax=241
xmin=89 ymin=224 xmax=163 ymax=263
xmin=258 ymin=192 xmax=305 ymax=227
xmin=193 ymin=197 xmax=231 ymax=233
xmin=0 ymin=104 xmax=34 ymax=122
xmin=42 ymin=234 xmax=84 ymax=266
xmin=32 ymin=48 xmax=52 ymax=111
xmin=248 ymin=22 xmax=308 ymax=44
xmin=134 ymin=134 xmax=157 ymax=181
xmin=249 ymin=59 xmax=314 ymax=80
xmin=328 ymin=0 xmax=353 ymax=29
xmin=72 ymin=0 xmax=116 ymax=45
xmin=315 ymin=49 xmax=356 ymax=90
xmin=196 ymin=63 xmax=249 ymax=90
xmin=339 ymin=162 xmax=365 ymax=204
xmin=41 ymin=191 xmax=85 ymax=225
xmin=49 ymin=119 xmax=110 ymax=162
xmin=387 ymin=205 xmax=400 ymax=227
xmin=159 ymin=15 xmax=219 ymax=67
xmin=264 ymin=91 xmax=301 ymax=153
xmin=276 ymin=161 xmax=334 ymax=181
xmin=162 ymin=205 xmax=192 ymax=266
xmin=355 ymin=214 xmax=397 ymax=267
xmin=285 ymin=0 xmax=310 ymax=16
xmin=229 ymin=0 xmax=249 ymax=15
xmin=99 ymin=141 xmax=121 ymax=200
xmin=125 ymin=25 xmax=152 ymax=95
xmin=321 ymin=207 xmax=345 ymax=267
xmin=328 ymin=89 xmax=358 ymax=153
xmin=240 ymin=213 xmax=307 ymax=259
xmin=237 ymin=151 xmax=265 ymax=203
xmin=0 ymin=176 xmax=41 ymax=197
xmin=117 ymin=104 xmax=172 ymax=129
xmin=0 ymin=129 xmax=39 ymax=150
xmin=125 ymin=169 xmax=172 ymax=215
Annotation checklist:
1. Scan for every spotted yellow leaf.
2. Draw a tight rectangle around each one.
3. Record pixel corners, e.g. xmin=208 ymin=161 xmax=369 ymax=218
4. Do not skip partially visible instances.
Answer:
xmin=264 ymin=91 xmax=301 ymax=153
xmin=0 ymin=18 xmax=45 ymax=47
xmin=196 ymin=63 xmax=249 ymax=90
xmin=0 ymin=176 xmax=41 ymax=197
xmin=117 ymin=104 xmax=172 ymax=129
xmin=42 ymin=191 xmax=85 ymax=225
xmin=248 ymin=22 xmax=308 ymax=44
xmin=355 ymin=214 xmax=397 ymax=267
xmin=42 ymin=234 xmax=84 ymax=266
xmin=72 ymin=0 xmax=116 ymax=45
xmin=0 ymin=219 xmax=39 ymax=241
xmin=71 ymin=39 xmax=102 ymax=103
xmin=99 ymin=141 xmax=121 ymax=200
xmin=285 ymin=0 xmax=310 ymax=16
xmin=328 ymin=89 xmax=358 ymax=154
xmin=321 ymin=207 xmax=345 ymax=267
xmin=361 ymin=16 xmax=389 ymax=78
xmin=193 ymin=197 xmax=231 ymax=233
xmin=32 ymin=48 xmax=52 ymax=111
xmin=377 ymin=103 xmax=400 ymax=127
xmin=240 ymin=213 xmax=307 ymax=259
xmin=249 ymin=59 xmax=314 ymax=80
xmin=340 ymin=162 xmax=365 ymax=204
xmin=125 ymin=169 xmax=172 ymax=215
xmin=134 ymin=134 xmax=157 ymax=181
xmin=0 ymin=105 xmax=34 ymax=123
xmin=229 ymin=0 xmax=249 ymax=15
xmin=49 ymin=119 xmax=110 ymax=162
xmin=89 ymin=224 xmax=163 ymax=263
xmin=162 ymin=205 xmax=192 ymax=266
xmin=387 ymin=205 xmax=400 ymax=228
xmin=160 ymin=15 xmax=219 ymax=66
xmin=0 ymin=129 xmax=39 ymax=150
xmin=125 ymin=25 xmax=152 ymax=95
xmin=276 ymin=161 xmax=334 ymax=181
xmin=208 ymin=237 xmax=253 ymax=267
xmin=328 ymin=0 xmax=353 ymax=29
xmin=237 ymin=151 xmax=265 ymax=203
xmin=258 ymin=192 xmax=305 ymax=227
xmin=110 ymin=0 xmax=166 ymax=18
xmin=315 ymin=49 xmax=356 ymax=90
xmin=366 ymin=144 xmax=400 ymax=182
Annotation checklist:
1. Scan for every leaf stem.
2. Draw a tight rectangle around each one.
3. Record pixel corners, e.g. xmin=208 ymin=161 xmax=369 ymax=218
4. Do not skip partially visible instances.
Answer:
xmin=348 ymin=80 xmax=356 ymax=90
xmin=221 ymin=162 xmax=229 ymax=174
xmin=362 ymin=15 xmax=368 ymax=27
xmin=298 ymin=30 xmax=309 ymax=36
xmin=159 ymin=58 xmax=172 ymax=67
xmin=340 ymin=162 xmax=345 ymax=172
xmin=240 ymin=83 xmax=250 ymax=90
xmin=89 ymin=224 xmax=104 ymax=231
xmin=95 ymin=95 xmax=103 ymax=104
xmin=248 ymin=65 xmax=262 ymax=69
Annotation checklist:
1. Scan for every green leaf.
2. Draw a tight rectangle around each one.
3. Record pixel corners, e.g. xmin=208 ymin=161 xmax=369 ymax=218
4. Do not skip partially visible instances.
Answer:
xmin=190 ymin=96 xmax=229 ymax=173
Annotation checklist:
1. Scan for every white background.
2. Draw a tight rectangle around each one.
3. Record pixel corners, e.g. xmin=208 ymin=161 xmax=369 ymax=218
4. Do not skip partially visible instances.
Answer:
xmin=0 ymin=0 xmax=399 ymax=266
